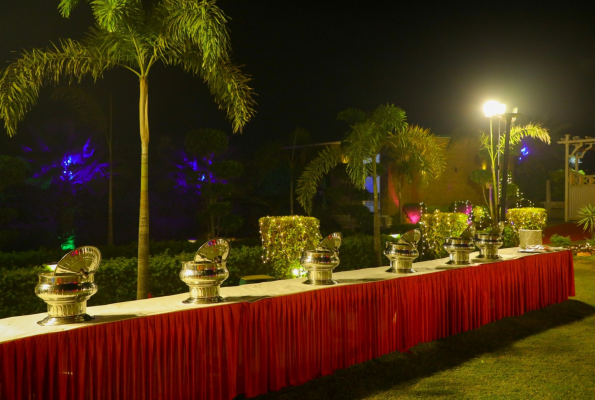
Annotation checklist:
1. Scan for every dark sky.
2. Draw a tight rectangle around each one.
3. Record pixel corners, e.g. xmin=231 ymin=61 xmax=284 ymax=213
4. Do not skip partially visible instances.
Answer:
xmin=1 ymin=1 xmax=595 ymax=152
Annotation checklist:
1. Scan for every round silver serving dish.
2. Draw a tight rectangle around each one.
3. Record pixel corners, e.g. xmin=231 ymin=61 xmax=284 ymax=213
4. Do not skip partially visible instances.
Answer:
xmin=180 ymin=238 xmax=230 ymax=304
xmin=35 ymin=272 xmax=97 ymax=326
xmin=179 ymin=260 xmax=229 ymax=304
xmin=475 ymin=233 xmax=503 ymax=260
xmin=443 ymin=237 xmax=475 ymax=265
xmin=384 ymin=242 xmax=419 ymax=273
xmin=301 ymin=249 xmax=340 ymax=285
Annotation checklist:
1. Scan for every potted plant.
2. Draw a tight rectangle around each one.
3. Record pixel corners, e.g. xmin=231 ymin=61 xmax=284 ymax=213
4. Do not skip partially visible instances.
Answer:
xmin=506 ymin=207 xmax=547 ymax=248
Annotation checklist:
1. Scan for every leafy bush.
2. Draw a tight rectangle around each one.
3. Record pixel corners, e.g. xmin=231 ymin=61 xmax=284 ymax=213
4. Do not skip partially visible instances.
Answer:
xmin=259 ymin=216 xmax=321 ymax=278
xmin=549 ymin=234 xmax=572 ymax=247
xmin=225 ymin=245 xmax=271 ymax=286
xmin=419 ymin=211 xmax=469 ymax=259
xmin=0 ymin=266 xmax=47 ymax=319
xmin=577 ymin=203 xmax=595 ymax=239
xmin=502 ymin=225 xmax=517 ymax=248
xmin=334 ymin=234 xmax=395 ymax=272
xmin=506 ymin=207 xmax=547 ymax=245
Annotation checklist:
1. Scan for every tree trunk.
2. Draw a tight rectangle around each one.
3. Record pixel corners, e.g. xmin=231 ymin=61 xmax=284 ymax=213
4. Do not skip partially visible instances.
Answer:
xmin=372 ymin=159 xmax=381 ymax=267
xmin=107 ymin=91 xmax=114 ymax=246
xmin=137 ymin=77 xmax=150 ymax=300
xmin=397 ymin=175 xmax=403 ymax=224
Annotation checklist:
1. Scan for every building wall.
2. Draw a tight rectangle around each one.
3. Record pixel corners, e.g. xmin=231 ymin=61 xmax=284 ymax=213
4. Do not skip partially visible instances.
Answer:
xmin=381 ymin=137 xmax=489 ymax=217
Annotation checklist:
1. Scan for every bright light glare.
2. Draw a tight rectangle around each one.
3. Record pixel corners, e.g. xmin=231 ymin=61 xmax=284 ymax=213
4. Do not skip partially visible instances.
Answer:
xmin=46 ymin=263 xmax=58 ymax=272
xmin=483 ymin=101 xmax=506 ymax=117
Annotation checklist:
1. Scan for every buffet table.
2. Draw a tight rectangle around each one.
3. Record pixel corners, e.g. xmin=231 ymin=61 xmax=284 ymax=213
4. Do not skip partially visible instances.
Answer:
xmin=0 ymin=248 xmax=575 ymax=399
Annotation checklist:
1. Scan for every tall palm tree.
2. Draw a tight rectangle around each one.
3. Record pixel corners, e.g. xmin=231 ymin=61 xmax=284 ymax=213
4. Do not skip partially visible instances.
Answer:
xmin=0 ymin=0 xmax=256 ymax=299
xmin=297 ymin=104 xmax=446 ymax=267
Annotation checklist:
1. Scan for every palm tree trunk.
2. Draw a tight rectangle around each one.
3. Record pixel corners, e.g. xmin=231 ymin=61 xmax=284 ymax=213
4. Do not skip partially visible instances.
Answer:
xmin=372 ymin=159 xmax=381 ymax=267
xmin=137 ymin=77 xmax=150 ymax=300
xmin=398 ymin=175 xmax=403 ymax=224
xmin=107 ymin=91 xmax=114 ymax=246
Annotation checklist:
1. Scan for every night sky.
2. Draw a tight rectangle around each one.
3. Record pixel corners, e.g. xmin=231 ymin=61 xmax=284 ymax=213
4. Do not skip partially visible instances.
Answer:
xmin=1 ymin=1 xmax=595 ymax=154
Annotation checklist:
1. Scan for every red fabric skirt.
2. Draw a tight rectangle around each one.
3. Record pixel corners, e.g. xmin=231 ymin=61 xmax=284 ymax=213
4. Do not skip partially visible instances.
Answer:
xmin=0 ymin=251 xmax=575 ymax=399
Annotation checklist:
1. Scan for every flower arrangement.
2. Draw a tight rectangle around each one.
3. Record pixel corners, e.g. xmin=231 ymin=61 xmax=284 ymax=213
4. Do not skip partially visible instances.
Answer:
xmin=259 ymin=216 xmax=321 ymax=278
xmin=419 ymin=210 xmax=469 ymax=259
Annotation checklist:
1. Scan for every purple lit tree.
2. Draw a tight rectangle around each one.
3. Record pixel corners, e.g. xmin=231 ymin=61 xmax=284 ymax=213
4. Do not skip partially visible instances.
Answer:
xmin=177 ymin=128 xmax=244 ymax=239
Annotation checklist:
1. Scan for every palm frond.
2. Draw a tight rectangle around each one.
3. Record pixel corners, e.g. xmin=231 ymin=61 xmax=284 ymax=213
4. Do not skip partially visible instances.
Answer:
xmin=343 ymin=121 xmax=378 ymax=188
xmin=386 ymin=125 xmax=447 ymax=186
xmin=160 ymin=0 xmax=231 ymax=69
xmin=166 ymin=47 xmax=255 ymax=133
xmin=506 ymin=123 xmax=551 ymax=148
xmin=371 ymin=104 xmax=408 ymax=132
xmin=58 ymin=0 xmax=82 ymax=17
xmin=0 ymin=39 xmax=117 ymax=136
xmin=296 ymin=146 xmax=343 ymax=215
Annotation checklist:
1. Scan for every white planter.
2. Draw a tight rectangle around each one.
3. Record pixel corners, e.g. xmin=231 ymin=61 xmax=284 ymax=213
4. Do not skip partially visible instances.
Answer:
xmin=519 ymin=229 xmax=543 ymax=249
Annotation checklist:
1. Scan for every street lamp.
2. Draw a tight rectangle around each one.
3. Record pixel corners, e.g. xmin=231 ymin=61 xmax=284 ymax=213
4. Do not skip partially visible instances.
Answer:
xmin=483 ymin=101 xmax=506 ymax=222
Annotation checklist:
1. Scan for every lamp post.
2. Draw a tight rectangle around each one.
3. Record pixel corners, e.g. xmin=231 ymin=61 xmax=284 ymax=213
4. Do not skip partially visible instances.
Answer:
xmin=483 ymin=101 xmax=506 ymax=222
xmin=499 ymin=108 xmax=520 ymax=222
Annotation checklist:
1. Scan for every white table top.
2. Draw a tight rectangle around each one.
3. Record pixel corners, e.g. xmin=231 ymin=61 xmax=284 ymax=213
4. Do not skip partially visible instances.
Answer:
xmin=0 ymin=248 xmax=537 ymax=344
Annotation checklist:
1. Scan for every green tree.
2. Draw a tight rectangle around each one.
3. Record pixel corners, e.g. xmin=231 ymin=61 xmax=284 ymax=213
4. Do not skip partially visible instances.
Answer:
xmin=297 ymin=104 xmax=446 ymax=267
xmin=184 ymin=128 xmax=244 ymax=238
xmin=0 ymin=0 xmax=255 ymax=299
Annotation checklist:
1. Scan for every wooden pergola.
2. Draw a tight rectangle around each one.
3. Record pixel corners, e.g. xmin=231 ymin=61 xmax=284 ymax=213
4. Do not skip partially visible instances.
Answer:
xmin=558 ymin=134 xmax=595 ymax=221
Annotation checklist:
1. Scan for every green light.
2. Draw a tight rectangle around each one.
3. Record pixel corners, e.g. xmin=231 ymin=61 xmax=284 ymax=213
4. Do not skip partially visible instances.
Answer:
xmin=61 ymin=235 xmax=76 ymax=251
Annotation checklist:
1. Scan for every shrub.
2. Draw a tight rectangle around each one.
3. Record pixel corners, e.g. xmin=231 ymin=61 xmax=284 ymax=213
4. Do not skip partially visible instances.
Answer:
xmin=502 ymin=225 xmax=517 ymax=248
xmin=0 ymin=266 xmax=47 ymax=319
xmin=549 ymin=234 xmax=572 ymax=247
xmin=472 ymin=205 xmax=491 ymax=229
xmin=334 ymin=234 xmax=396 ymax=272
xmin=577 ymin=203 xmax=595 ymax=239
xmin=506 ymin=207 xmax=547 ymax=245
xmin=225 ymin=245 xmax=271 ymax=286
xmin=259 ymin=216 xmax=321 ymax=279
xmin=419 ymin=211 xmax=469 ymax=259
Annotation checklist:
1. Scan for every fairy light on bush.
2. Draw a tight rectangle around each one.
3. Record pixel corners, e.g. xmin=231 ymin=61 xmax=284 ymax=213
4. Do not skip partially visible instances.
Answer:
xmin=259 ymin=216 xmax=321 ymax=278
xmin=419 ymin=210 xmax=468 ymax=259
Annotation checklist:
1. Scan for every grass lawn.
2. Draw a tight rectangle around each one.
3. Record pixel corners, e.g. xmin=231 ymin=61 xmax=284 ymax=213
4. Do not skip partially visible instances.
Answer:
xmin=252 ymin=255 xmax=595 ymax=399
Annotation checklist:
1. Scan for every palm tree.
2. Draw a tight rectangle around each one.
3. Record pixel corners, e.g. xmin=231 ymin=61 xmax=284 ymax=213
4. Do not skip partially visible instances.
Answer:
xmin=0 ymin=0 xmax=256 ymax=299
xmin=479 ymin=123 xmax=550 ymax=221
xmin=297 ymin=104 xmax=446 ymax=267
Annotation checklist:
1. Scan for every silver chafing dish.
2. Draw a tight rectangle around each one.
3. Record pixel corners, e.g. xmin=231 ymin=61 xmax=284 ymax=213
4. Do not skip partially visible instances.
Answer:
xmin=35 ymin=246 xmax=101 ymax=326
xmin=384 ymin=229 xmax=421 ymax=273
xmin=300 ymin=233 xmax=341 ymax=285
xmin=443 ymin=224 xmax=476 ymax=265
xmin=475 ymin=222 xmax=504 ymax=261
xmin=180 ymin=238 xmax=230 ymax=304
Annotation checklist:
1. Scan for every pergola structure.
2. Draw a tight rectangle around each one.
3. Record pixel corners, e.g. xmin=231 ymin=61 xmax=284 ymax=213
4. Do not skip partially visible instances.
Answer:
xmin=558 ymin=134 xmax=595 ymax=221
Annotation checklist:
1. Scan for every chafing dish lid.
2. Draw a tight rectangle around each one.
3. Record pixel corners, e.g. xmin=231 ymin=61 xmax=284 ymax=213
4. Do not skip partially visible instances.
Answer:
xmin=194 ymin=238 xmax=230 ymax=263
xmin=54 ymin=246 xmax=101 ymax=276
xmin=318 ymin=232 xmax=342 ymax=252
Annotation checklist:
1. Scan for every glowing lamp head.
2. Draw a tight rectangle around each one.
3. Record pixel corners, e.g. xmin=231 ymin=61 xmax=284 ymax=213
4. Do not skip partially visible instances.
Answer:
xmin=483 ymin=101 xmax=506 ymax=117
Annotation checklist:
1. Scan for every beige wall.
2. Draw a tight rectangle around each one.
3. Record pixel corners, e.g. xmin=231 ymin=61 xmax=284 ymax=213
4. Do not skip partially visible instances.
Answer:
xmin=382 ymin=138 xmax=489 ymax=217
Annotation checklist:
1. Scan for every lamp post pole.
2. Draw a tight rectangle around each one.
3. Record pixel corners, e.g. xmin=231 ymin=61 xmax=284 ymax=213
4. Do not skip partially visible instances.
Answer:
xmin=483 ymin=101 xmax=506 ymax=222
xmin=499 ymin=109 xmax=520 ymax=222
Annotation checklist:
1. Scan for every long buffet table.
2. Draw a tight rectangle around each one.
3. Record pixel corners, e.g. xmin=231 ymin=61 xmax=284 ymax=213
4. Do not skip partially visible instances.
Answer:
xmin=0 ymin=248 xmax=575 ymax=399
